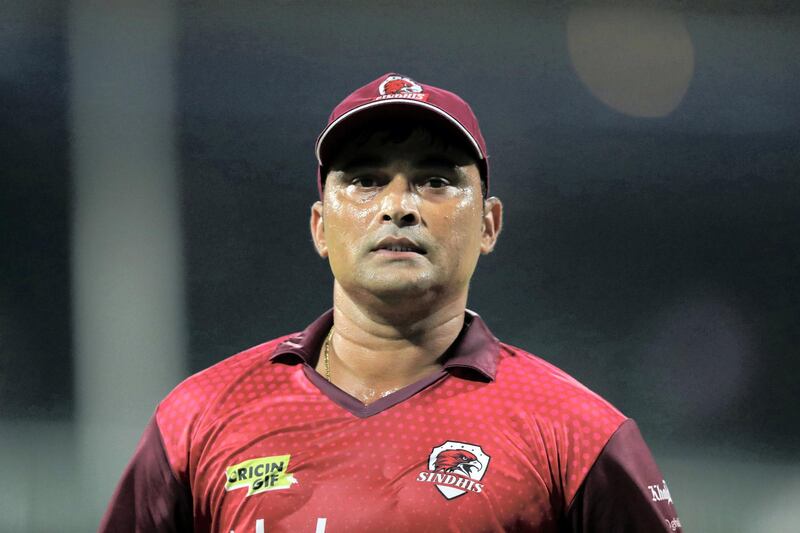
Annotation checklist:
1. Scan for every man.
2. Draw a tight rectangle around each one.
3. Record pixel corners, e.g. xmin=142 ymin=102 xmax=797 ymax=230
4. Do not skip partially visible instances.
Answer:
xmin=100 ymin=73 xmax=682 ymax=532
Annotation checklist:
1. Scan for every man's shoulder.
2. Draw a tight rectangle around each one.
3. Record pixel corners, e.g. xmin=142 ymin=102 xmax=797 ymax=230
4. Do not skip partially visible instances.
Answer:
xmin=158 ymin=333 xmax=297 ymax=418
xmin=494 ymin=340 xmax=627 ymax=422
xmin=486 ymin=341 xmax=632 ymax=508
xmin=154 ymin=332 xmax=300 ymax=479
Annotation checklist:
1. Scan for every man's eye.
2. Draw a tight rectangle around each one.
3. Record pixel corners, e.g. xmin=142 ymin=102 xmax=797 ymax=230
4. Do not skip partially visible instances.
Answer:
xmin=352 ymin=176 xmax=378 ymax=188
xmin=425 ymin=177 xmax=450 ymax=189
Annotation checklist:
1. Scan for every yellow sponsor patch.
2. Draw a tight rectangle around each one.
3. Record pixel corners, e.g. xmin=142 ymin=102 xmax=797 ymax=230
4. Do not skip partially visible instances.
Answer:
xmin=224 ymin=455 xmax=297 ymax=496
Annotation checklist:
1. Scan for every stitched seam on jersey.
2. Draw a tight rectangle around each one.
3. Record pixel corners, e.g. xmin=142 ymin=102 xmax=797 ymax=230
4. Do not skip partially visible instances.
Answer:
xmin=564 ymin=417 xmax=632 ymax=512
xmin=154 ymin=411 xmax=190 ymax=490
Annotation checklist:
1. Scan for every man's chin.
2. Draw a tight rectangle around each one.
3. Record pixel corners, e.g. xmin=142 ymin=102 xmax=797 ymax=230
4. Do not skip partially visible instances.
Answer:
xmin=371 ymin=281 xmax=433 ymax=299
xmin=350 ymin=275 xmax=438 ymax=301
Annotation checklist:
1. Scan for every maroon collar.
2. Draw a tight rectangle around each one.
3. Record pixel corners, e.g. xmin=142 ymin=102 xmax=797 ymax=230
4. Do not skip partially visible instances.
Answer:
xmin=270 ymin=308 xmax=499 ymax=381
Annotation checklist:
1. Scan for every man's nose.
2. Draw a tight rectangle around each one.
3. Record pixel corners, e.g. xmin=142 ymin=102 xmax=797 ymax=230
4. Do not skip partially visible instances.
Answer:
xmin=379 ymin=176 xmax=420 ymax=227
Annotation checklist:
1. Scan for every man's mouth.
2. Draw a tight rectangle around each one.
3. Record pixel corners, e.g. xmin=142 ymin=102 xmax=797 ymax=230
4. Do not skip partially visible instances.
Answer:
xmin=378 ymin=245 xmax=424 ymax=253
xmin=373 ymin=237 xmax=427 ymax=255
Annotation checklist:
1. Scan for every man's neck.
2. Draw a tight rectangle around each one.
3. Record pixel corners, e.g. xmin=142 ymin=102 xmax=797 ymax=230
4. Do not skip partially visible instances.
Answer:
xmin=316 ymin=282 xmax=468 ymax=405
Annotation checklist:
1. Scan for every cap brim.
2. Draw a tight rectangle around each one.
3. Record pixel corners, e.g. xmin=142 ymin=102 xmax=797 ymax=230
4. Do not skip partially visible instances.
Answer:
xmin=315 ymin=99 xmax=485 ymax=168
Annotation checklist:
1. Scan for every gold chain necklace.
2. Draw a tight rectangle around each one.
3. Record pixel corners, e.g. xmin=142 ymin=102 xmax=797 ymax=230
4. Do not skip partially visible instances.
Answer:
xmin=323 ymin=326 xmax=401 ymax=402
xmin=323 ymin=326 xmax=334 ymax=382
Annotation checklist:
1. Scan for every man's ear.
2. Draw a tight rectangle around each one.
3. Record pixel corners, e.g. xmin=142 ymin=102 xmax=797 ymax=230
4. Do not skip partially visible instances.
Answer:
xmin=480 ymin=196 xmax=503 ymax=254
xmin=310 ymin=201 xmax=328 ymax=258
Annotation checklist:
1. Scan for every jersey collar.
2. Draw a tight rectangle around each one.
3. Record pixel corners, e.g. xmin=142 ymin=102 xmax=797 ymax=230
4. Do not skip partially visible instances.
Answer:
xmin=270 ymin=308 xmax=499 ymax=381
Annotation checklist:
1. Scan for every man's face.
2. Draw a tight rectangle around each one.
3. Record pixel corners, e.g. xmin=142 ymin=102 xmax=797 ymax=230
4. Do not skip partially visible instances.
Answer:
xmin=310 ymin=127 xmax=502 ymax=303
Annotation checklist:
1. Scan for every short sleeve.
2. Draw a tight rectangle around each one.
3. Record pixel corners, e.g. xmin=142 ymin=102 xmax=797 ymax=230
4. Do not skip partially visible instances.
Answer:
xmin=98 ymin=415 xmax=194 ymax=532
xmin=565 ymin=419 xmax=683 ymax=532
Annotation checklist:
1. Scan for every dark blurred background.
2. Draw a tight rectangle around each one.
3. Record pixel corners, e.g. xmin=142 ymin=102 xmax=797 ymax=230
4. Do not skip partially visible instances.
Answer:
xmin=2 ymin=1 xmax=799 ymax=531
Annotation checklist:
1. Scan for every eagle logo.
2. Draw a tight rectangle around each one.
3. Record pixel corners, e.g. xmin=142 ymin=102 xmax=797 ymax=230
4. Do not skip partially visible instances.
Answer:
xmin=379 ymin=75 xmax=423 ymax=96
xmin=422 ymin=441 xmax=491 ymax=500
xmin=434 ymin=449 xmax=482 ymax=477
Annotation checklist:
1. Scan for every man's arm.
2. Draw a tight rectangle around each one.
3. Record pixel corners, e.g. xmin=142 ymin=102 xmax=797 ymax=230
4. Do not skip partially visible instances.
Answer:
xmin=566 ymin=419 xmax=683 ymax=532
xmin=98 ymin=415 xmax=193 ymax=532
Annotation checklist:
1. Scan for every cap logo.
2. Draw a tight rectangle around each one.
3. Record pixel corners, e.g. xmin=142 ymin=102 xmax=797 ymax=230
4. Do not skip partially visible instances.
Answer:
xmin=376 ymin=75 xmax=428 ymax=102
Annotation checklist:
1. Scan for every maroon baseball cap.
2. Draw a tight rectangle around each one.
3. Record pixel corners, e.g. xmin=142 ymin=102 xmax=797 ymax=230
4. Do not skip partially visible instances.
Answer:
xmin=314 ymin=73 xmax=489 ymax=198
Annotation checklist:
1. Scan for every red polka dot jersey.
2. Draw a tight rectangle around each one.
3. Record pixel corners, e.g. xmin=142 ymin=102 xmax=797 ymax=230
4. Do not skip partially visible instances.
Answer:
xmin=100 ymin=309 xmax=682 ymax=532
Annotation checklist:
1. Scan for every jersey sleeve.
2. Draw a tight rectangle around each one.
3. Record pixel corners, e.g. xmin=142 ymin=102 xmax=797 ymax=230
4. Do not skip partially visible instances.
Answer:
xmin=565 ymin=419 xmax=682 ymax=532
xmin=98 ymin=415 xmax=194 ymax=532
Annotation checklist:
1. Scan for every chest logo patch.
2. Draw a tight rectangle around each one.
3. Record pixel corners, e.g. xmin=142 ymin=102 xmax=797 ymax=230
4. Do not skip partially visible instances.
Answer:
xmin=224 ymin=455 xmax=298 ymax=496
xmin=416 ymin=441 xmax=491 ymax=500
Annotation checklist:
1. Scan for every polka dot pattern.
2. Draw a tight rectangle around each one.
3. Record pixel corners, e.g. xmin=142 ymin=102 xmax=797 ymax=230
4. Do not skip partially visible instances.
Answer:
xmin=156 ymin=336 xmax=626 ymax=532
